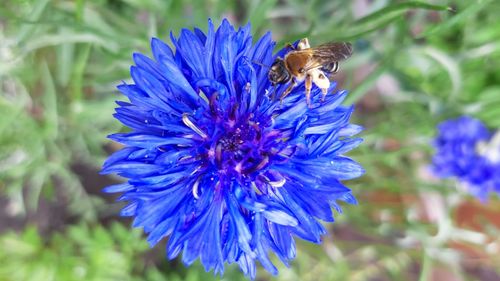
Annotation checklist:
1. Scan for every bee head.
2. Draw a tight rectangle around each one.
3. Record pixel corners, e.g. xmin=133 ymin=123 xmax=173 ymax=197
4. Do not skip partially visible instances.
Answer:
xmin=268 ymin=58 xmax=290 ymax=84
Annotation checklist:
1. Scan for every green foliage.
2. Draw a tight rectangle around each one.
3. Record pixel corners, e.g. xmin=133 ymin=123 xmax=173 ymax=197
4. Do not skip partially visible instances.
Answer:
xmin=0 ymin=223 xmax=149 ymax=281
xmin=1 ymin=0 xmax=500 ymax=280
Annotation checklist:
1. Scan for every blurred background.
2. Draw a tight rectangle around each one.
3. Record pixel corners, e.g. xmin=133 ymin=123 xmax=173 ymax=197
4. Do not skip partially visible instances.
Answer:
xmin=1 ymin=0 xmax=500 ymax=280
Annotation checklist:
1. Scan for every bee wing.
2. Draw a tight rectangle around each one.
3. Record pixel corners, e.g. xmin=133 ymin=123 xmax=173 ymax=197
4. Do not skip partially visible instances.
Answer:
xmin=298 ymin=42 xmax=352 ymax=73
xmin=302 ymin=60 xmax=324 ymax=72
xmin=311 ymin=42 xmax=353 ymax=63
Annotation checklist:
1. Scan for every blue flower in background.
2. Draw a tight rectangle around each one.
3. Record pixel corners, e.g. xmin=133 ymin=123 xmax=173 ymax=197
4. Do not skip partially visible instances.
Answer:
xmin=432 ymin=116 xmax=490 ymax=179
xmin=101 ymin=19 xmax=364 ymax=279
xmin=432 ymin=116 xmax=500 ymax=200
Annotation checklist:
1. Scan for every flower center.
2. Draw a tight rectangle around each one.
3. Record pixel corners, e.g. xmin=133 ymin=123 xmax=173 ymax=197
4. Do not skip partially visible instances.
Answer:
xmin=211 ymin=116 xmax=277 ymax=179
xmin=219 ymin=128 xmax=245 ymax=152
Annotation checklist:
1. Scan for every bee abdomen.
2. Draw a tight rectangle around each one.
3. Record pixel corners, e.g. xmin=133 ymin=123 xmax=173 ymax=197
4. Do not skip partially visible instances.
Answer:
xmin=321 ymin=61 xmax=339 ymax=74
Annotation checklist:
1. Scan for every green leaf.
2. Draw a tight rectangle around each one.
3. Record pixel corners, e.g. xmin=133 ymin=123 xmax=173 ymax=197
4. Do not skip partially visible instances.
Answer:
xmin=56 ymin=43 xmax=75 ymax=87
xmin=40 ymin=61 xmax=58 ymax=140
xmin=22 ymin=32 xmax=120 ymax=54
xmin=476 ymin=87 xmax=500 ymax=127
xmin=246 ymin=0 xmax=279 ymax=33
xmin=344 ymin=63 xmax=388 ymax=105
xmin=71 ymin=44 xmax=92 ymax=101
xmin=418 ymin=0 xmax=494 ymax=38
xmin=26 ymin=169 xmax=47 ymax=210
xmin=420 ymin=46 xmax=462 ymax=100
xmin=355 ymin=1 xmax=451 ymax=26
xmin=16 ymin=0 xmax=51 ymax=43
xmin=312 ymin=1 xmax=451 ymax=41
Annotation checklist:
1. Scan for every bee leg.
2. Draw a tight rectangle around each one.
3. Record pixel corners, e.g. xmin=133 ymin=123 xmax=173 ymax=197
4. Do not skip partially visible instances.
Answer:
xmin=280 ymin=78 xmax=297 ymax=104
xmin=305 ymin=73 xmax=313 ymax=108
xmin=311 ymin=70 xmax=330 ymax=102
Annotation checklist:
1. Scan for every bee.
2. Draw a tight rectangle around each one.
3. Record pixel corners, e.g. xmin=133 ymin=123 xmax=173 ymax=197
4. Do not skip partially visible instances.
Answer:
xmin=268 ymin=38 xmax=353 ymax=107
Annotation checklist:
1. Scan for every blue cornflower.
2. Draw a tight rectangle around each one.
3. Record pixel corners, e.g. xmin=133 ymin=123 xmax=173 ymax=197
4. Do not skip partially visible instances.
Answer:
xmin=102 ymin=19 xmax=364 ymax=279
xmin=432 ymin=116 xmax=500 ymax=200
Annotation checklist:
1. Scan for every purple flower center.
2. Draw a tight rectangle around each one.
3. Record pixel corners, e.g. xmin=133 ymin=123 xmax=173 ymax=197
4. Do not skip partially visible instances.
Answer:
xmin=202 ymin=112 xmax=285 ymax=180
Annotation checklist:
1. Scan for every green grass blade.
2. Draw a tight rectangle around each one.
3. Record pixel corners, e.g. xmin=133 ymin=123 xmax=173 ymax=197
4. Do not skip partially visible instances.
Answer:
xmin=418 ymin=0 xmax=494 ymax=38
xmin=355 ymin=1 xmax=452 ymax=26
xmin=16 ymin=0 xmax=51 ymax=43
xmin=40 ymin=61 xmax=58 ymax=140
